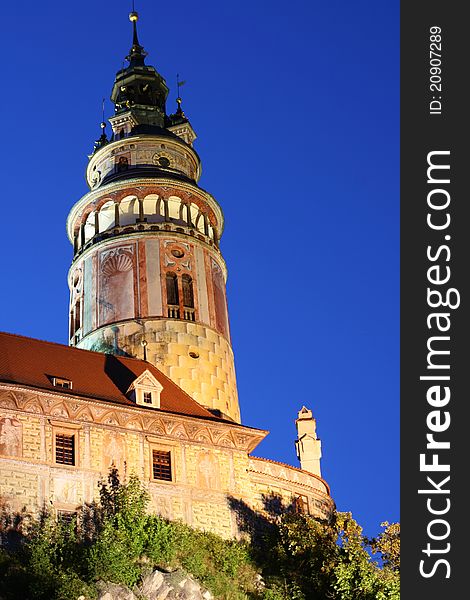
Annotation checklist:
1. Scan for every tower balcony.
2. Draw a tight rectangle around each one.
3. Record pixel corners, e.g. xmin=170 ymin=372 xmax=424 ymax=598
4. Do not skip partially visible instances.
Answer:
xmin=72 ymin=218 xmax=219 ymax=262
xmin=67 ymin=178 xmax=224 ymax=260
xmin=71 ymin=193 xmax=221 ymax=261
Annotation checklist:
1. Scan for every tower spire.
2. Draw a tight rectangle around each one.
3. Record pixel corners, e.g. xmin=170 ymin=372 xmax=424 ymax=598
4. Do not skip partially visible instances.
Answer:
xmin=111 ymin=8 xmax=169 ymax=125
xmin=126 ymin=9 xmax=147 ymax=67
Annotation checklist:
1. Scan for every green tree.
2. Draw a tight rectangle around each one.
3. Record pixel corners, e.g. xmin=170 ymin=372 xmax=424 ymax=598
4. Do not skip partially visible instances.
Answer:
xmin=369 ymin=521 xmax=400 ymax=572
xmin=261 ymin=511 xmax=400 ymax=600
xmin=85 ymin=468 xmax=150 ymax=587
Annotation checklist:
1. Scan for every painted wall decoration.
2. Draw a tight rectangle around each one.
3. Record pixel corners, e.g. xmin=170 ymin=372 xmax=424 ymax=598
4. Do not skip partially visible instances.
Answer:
xmin=102 ymin=431 xmax=126 ymax=474
xmin=0 ymin=417 xmax=22 ymax=457
xmin=53 ymin=477 xmax=77 ymax=504
xmin=196 ymin=451 xmax=221 ymax=490
xmin=151 ymin=494 xmax=173 ymax=520
xmin=99 ymin=246 xmax=135 ymax=326
xmin=211 ymin=259 xmax=229 ymax=339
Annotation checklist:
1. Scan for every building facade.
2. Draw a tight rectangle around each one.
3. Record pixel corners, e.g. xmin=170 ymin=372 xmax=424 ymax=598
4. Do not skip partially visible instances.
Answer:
xmin=0 ymin=12 xmax=333 ymax=538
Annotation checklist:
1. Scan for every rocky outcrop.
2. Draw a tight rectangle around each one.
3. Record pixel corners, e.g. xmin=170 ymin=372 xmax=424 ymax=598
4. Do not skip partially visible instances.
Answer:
xmin=96 ymin=568 xmax=214 ymax=600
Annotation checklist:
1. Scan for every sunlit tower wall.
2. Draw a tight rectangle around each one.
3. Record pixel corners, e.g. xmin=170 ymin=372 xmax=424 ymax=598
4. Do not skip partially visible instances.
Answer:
xmin=66 ymin=13 xmax=240 ymax=422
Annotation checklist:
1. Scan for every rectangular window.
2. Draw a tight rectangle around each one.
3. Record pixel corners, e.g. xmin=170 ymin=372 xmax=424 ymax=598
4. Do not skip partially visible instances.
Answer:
xmin=52 ymin=377 xmax=72 ymax=389
xmin=143 ymin=391 xmax=152 ymax=404
xmin=55 ymin=433 xmax=75 ymax=465
xmin=152 ymin=449 xmax=172 ymax=481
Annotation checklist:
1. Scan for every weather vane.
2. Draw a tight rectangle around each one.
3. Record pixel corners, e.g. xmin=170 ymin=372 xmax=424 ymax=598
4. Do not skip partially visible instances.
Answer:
xmin=176 ymin=73 xmax=186 ymax=105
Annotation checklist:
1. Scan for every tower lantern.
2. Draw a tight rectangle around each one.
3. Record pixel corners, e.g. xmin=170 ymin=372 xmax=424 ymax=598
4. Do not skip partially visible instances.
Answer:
xmin=66 ymin=13 xmax=240 ymax=422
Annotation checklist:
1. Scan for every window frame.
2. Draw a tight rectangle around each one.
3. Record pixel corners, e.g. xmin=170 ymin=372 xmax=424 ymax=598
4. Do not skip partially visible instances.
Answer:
xmin=295 ymin=494 xmax=310 ymax=514
xmin=151 ymin=448 xmax=172 ymax=482
xmin=52 ymin=377 xmax=73 ymax=389
xmin=50 ymin=421 xmax=81 ymax=468
xmin=147 ymin=438 xmax=176 ymax=484
xmin=55 ymin=432 xmax=76 ymax=466
xmin=165 ymin=271 xmax=179 ymax=306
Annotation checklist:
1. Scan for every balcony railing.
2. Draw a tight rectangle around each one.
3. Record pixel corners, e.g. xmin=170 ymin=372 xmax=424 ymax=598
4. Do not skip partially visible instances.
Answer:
xmin=183 ymin=307 xmax=195 ymax=321
xmin=167 ymin=305 xmax=180 ymax=319
xmin=167 ymin=305 xmax=195 ymax=321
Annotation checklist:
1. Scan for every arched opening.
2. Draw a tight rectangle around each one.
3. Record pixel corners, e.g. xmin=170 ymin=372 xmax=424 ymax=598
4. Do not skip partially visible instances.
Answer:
xmin=143 ymin=194 xmax=162 ymax=223
xmin=98 ymin=200 xmax=116 ymax=233
xmin=168 ymin=196 xmax=184 ymax=223
xmin=83 ymin=211 xmax=95 ymax=244
xmin=189 ymin=204 xmax=199 ymax=229
xmin=119 ymin=196 xmax=139 ymax=226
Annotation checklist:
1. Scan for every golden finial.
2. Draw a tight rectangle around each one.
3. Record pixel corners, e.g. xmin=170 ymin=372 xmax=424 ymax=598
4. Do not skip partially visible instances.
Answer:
xmin=129 ymin=11 xmax=139 ymax=22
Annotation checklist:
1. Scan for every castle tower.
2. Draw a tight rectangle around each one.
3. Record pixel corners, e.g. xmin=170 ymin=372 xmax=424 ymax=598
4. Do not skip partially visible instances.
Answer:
xmin=66 ymin=12 xmax=240 ymax=422
xmin=295 ymin=406 xmax=322 ymax=477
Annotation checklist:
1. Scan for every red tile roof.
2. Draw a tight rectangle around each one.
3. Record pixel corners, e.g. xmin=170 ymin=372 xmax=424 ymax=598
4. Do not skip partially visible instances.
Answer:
xmin=0 ymin=331 xmax=216 ymax=420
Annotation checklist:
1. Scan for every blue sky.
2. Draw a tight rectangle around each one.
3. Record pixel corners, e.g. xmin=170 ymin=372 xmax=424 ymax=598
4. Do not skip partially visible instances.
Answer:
xmin=0 ymin=0 xmax=399 ymax=538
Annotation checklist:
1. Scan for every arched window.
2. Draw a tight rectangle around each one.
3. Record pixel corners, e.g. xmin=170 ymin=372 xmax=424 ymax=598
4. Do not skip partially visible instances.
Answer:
xmin=182 ymin=275 xmax=194 ymax=308
xmin=166 ymin=272 xmax=179 ymax=306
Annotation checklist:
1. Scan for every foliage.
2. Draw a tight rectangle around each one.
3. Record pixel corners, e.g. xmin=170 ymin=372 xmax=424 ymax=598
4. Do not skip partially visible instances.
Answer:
xmin=369 ymin=521 xmax=400 ymax=572
xmin=258 ymin=511 xmax=400 ymax=600
xmin=0 ymin=510 xmax=95 ymax=600
xmin=0 ymin=470 xmax=399 ymax=600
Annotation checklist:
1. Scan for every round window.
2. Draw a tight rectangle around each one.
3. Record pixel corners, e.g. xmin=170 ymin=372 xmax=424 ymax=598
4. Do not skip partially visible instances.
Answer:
xmin=171 ymin=249 xmax=185 ymax=258
xmin=158 ymin=156 xmax=171 ymax=168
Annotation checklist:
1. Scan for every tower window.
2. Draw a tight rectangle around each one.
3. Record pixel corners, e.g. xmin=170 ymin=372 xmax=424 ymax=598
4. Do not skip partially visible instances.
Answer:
xmin=182 ymin=274 xmax=194 ymax=308
xmin=55 ymin=433 xmax=75 ymax=466
xmin=143 ymin=391 xmax=152 ymax=404
xmin=166 ymin=272 xmax=179 ymax=305
xmin=158 ymin=156 xmax=171 ymax=168
xmin=165 ymin=272 xmax=196 ymax=321
xmin=116 ymin=155 xmax=129 ymax=171
xmin=152 ymin=449 xmax=172 ymax=481
xmin=74 ymin=301 xmax=80 ymax=329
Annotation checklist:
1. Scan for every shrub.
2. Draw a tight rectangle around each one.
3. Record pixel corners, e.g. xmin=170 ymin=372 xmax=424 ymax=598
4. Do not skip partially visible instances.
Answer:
xmin=0 ymin=471 xmax=399 ymax=600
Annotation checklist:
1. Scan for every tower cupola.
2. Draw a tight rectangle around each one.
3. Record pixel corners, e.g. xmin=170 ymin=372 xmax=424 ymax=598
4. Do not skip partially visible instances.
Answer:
xmin=110 ymin=12 xmax=169 ymax=130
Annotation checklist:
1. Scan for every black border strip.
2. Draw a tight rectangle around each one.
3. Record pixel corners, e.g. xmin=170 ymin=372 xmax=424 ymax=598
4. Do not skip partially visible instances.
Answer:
xmin=401 ymin=3 xmax=467 ymax=596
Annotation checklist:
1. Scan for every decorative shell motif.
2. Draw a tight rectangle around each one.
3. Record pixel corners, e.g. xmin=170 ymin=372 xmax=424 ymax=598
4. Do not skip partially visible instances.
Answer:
xmin=101 ymin=251 xmax=133 ymax=277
